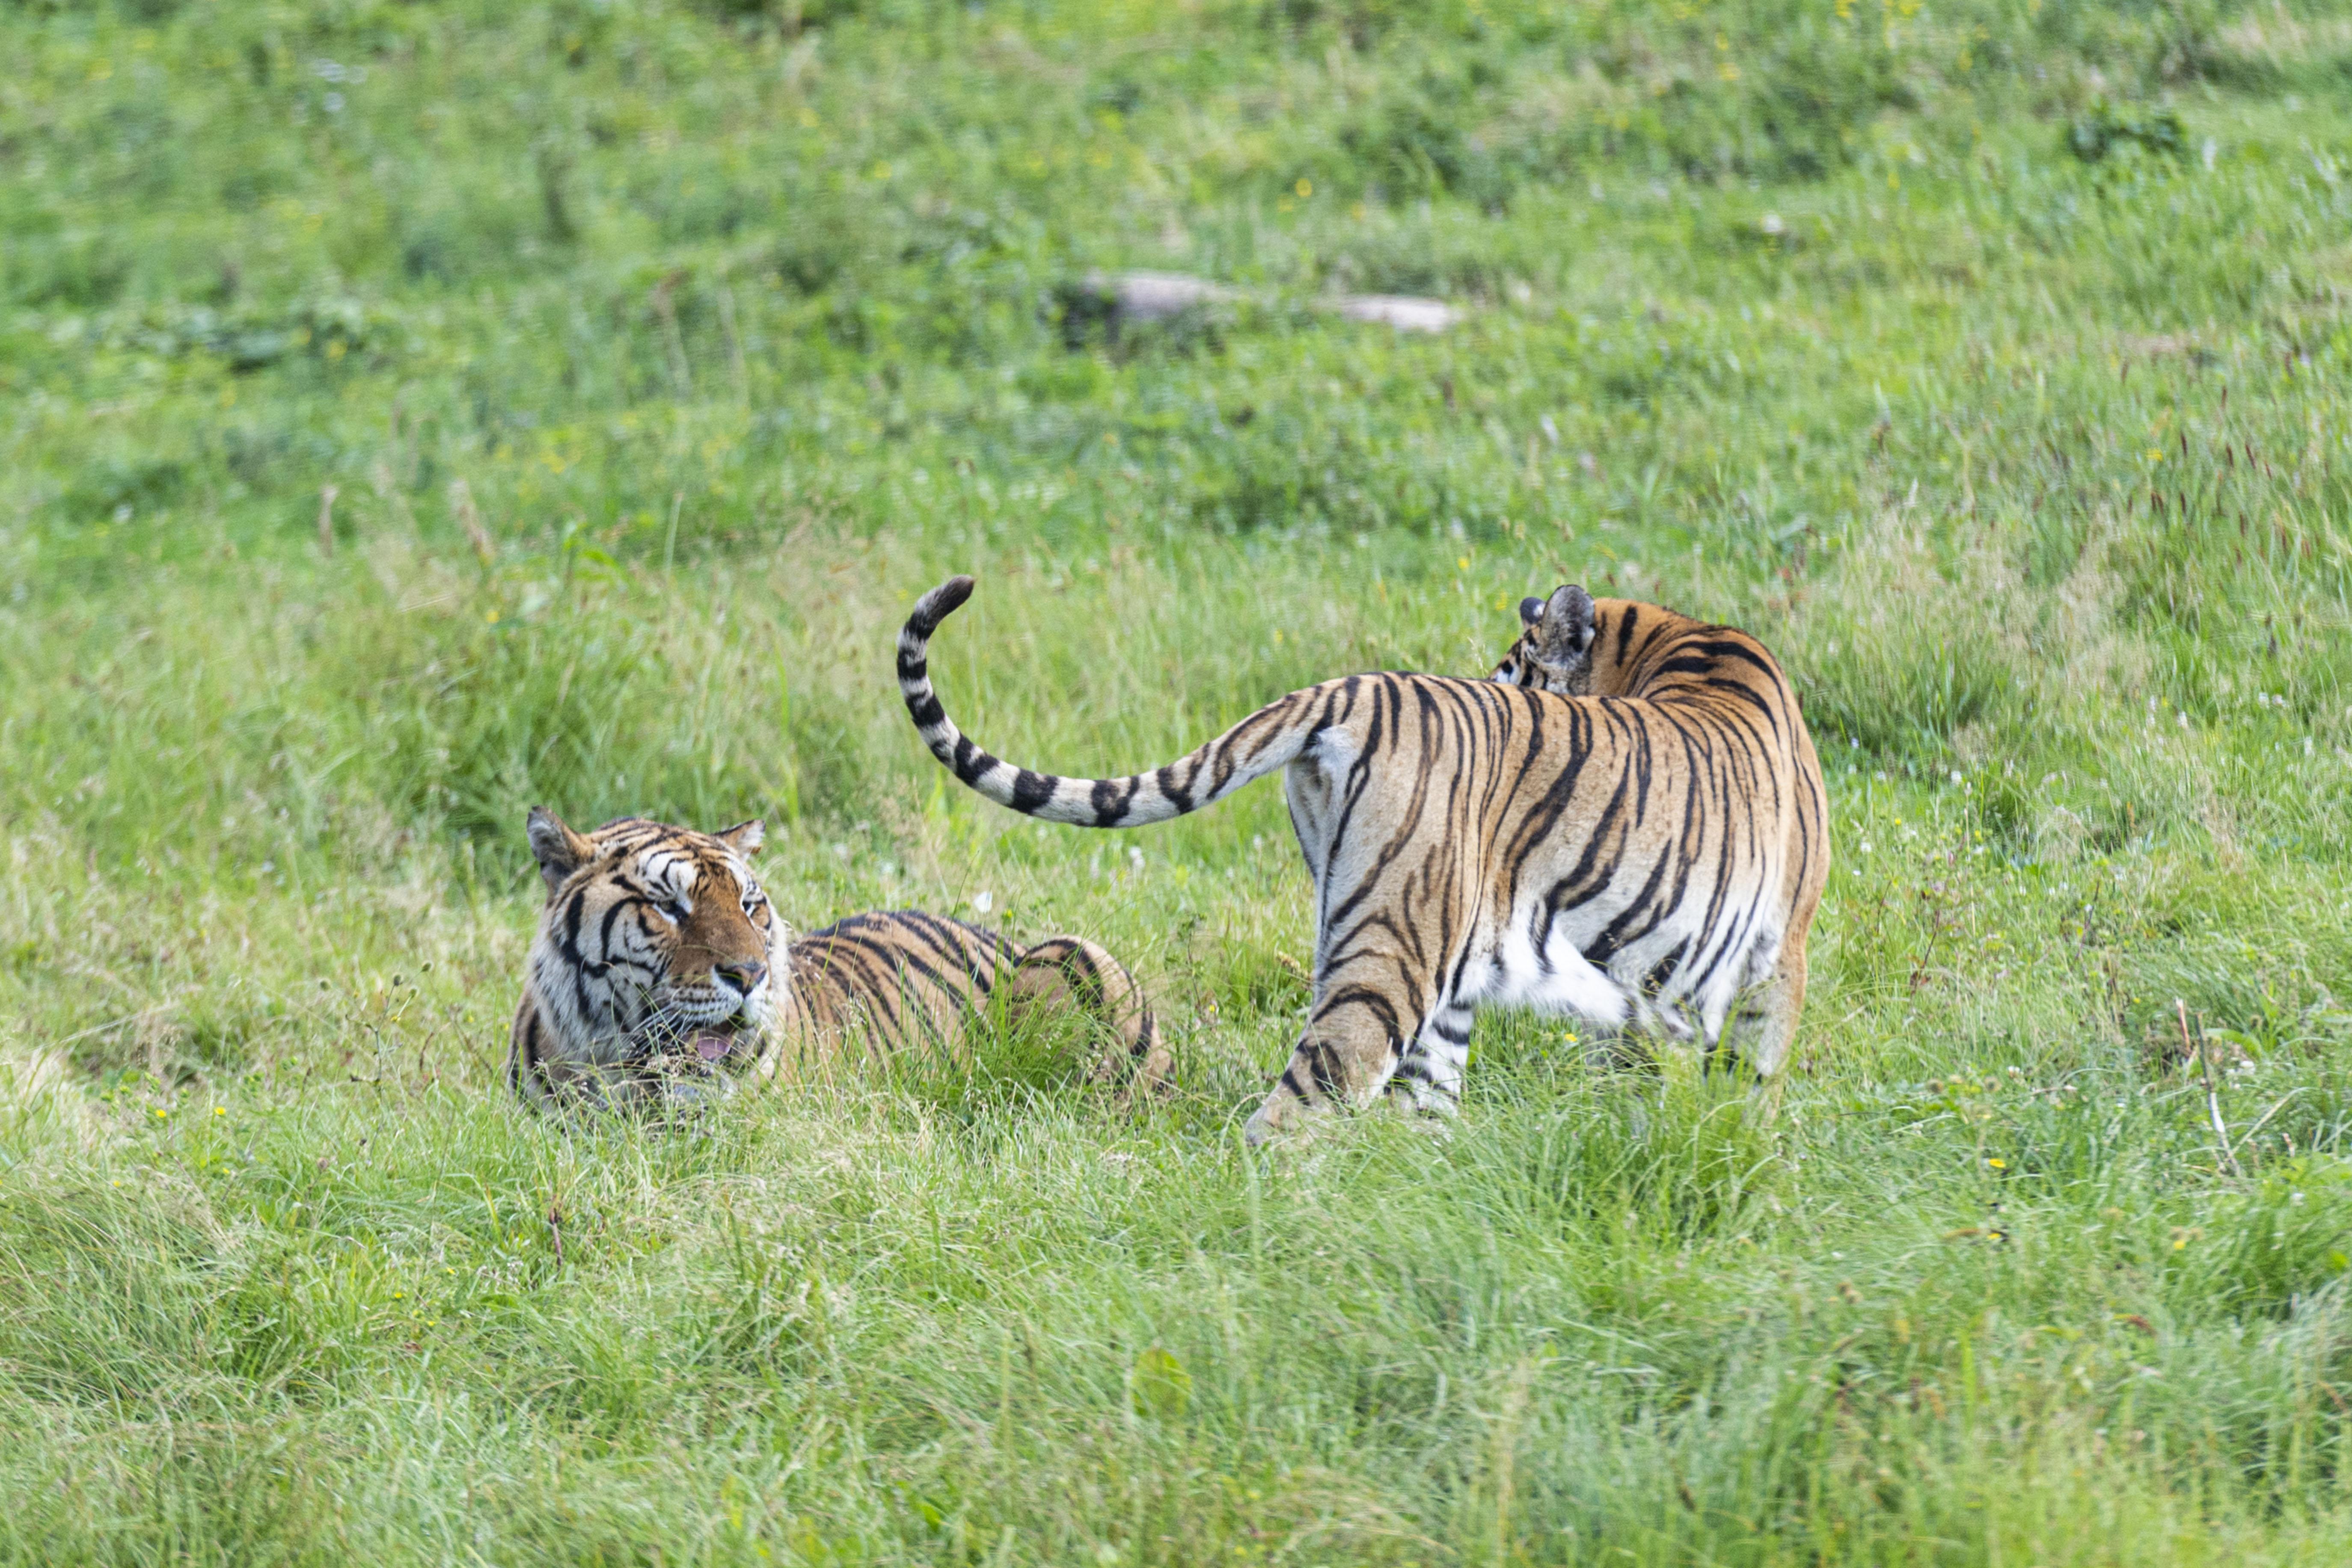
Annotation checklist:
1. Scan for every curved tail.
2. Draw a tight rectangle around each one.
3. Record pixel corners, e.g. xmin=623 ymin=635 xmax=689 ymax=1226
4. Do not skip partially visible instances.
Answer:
xmin=897 ymin=575 xmax=1321 ymax=828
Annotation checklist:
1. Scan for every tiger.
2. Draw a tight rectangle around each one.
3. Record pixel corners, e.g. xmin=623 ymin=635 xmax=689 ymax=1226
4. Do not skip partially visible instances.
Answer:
xmin=509 ymin=808 xmax=1170 ymax=1110
xmin=895 ymin=576 xmax=1827 ymax=1144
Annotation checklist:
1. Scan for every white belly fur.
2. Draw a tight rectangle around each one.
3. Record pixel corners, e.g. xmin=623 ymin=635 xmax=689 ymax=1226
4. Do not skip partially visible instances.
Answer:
xmin=1468 ymin=883 xmax=1773 ymax=1045
xmin=1477 ymin=916 xmax=1631 ymax=1022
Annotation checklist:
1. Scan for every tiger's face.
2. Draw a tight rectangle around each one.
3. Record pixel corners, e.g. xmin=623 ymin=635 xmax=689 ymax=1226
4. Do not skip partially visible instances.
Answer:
xmin=522 ymin=808 xmax=783 ymax=1097
xmin=1490 ymin=583 xmax=1600 ymax=695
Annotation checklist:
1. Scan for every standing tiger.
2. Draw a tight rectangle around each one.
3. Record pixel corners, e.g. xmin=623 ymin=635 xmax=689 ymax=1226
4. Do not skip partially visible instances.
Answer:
xmin=510 ymin=809 xmax=1170 ymax=1110
xmin=896 ymin=576 xmax=1827 ymax=1143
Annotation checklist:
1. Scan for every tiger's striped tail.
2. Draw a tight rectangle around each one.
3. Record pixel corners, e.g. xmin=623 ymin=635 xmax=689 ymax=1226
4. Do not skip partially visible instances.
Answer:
xmin=898 ymin=575 xmax=1320 ymax=828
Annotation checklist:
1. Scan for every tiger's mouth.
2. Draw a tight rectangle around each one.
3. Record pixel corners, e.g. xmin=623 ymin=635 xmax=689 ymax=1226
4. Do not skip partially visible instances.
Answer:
xmin=632 ymin=997 xmax=762 ymax=1072
xmin=687 ymin=1021 xmax=741 ymax=1063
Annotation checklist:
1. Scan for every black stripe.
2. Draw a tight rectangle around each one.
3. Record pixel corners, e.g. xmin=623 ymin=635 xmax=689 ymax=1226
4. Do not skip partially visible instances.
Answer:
xmin=1582 ymin=846 xmax=1675 ymax=968
xmin=1674 ymin=638 xmax=1782 ymax=680
xmin=899 ymin=911 xmax=1001 ymax=995
xmin=827 ymin=930 xmax=963 ymax=1002
xmin=1091 ymin=776 xmax=1139 ymax=826
xmin=1152 ymin=763 xmax=1194 ymax=812
xmin=1391 ymin=1055 xmax=1435 ymax=1087
xmin=1305 ymin=1042 xmax=1342 ymax=1097
xmin=560 ymin=888 xmax=587 ymax=957
xmin=596 ymin=898 xmax=631 ymax=958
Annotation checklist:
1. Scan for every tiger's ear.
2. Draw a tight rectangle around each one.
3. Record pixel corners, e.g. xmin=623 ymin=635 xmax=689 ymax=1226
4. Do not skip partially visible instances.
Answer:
xmin=526 ymin=807 xmax=594 ymax=896
xmin=718 ymin=819 xmax=765 ymax=857
xmin=1518 ymin=595 xmax=1545 ymax=627
xmin=1535 ymin=585 xmax=1596 ymax=658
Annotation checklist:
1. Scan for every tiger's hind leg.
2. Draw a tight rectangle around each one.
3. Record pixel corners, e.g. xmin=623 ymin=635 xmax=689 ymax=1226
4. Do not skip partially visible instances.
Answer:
xmin=1720 ymin=767 xmax=1828 ymax=1104
xmin=1710 ymin=923 xmax=1809 ymax=1093
xmin=1244 ymin=951 xmax=1431 ymax=1146
xmin=1001 ymin=936 xmax=1171 ymax=1103
xmin=1391 ymin=1001 xmax=1475 ymax=1120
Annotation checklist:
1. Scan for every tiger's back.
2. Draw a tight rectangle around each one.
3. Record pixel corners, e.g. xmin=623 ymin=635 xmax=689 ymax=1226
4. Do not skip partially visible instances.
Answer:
xmin=767 ymin=909 xmax=1167 ymax=1090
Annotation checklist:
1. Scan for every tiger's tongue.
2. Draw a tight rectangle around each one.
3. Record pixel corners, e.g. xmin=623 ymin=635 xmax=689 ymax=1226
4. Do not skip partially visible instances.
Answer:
xmin=693 ymin=1031 xmax=734 ymax=1062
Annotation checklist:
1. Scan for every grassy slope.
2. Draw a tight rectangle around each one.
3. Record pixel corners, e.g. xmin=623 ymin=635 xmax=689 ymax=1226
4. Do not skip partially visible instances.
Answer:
xmin=5 ymin=0 xmax=2352 ymax=1561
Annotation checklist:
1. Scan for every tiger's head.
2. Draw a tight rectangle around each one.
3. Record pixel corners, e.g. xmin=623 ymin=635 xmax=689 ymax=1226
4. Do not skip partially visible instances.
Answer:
xmin=513 ymin=808 xmax=784 ymax=1108
xmin=1490 ymin=583 xmax=1601 ymax=695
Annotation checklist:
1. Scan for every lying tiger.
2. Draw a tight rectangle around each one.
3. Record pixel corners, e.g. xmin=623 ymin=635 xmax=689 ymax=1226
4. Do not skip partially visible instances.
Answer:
xmin=508 ymin=809 xmax=1170 ymax=1110
xmin=898 ymin=576 xmax=1827 ymax=1143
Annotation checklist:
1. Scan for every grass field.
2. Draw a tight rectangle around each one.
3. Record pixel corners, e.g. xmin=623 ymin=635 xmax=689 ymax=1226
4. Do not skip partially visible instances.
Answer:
xmin=7 ymin=0 xmax=2352 ymax=1560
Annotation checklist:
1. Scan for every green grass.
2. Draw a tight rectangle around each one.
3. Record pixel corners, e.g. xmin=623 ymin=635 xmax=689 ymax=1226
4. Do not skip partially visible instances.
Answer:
xmin=7 ymin=0 xmax=2352 ymax=1560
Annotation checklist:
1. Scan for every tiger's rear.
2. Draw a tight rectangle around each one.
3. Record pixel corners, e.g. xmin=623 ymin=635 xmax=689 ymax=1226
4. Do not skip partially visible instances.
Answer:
xmin=897 ymin=576 xmax=1827 ymax=1143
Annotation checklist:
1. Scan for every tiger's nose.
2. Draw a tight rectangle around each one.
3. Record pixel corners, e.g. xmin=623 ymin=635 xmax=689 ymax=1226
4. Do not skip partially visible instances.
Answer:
xmin=715 ymin=959 xmax=767 ymax=996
